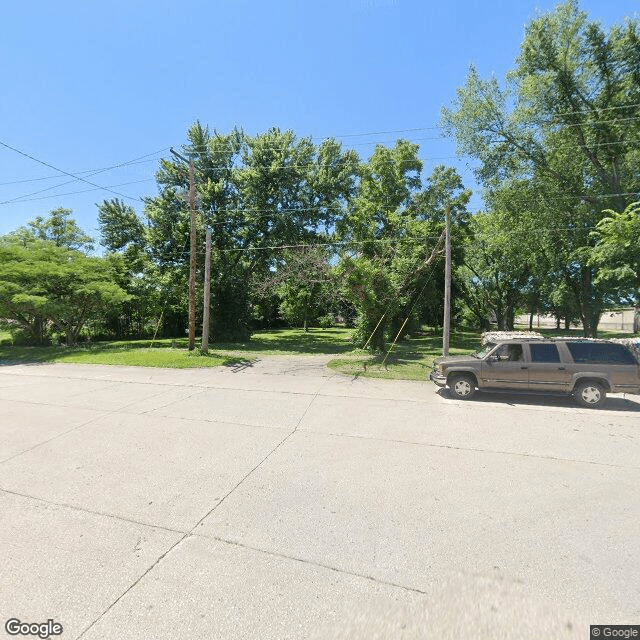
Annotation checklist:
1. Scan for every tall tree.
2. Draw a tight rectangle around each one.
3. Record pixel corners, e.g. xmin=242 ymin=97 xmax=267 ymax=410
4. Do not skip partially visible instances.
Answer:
xmin=442 ymin=0 xmax=640 ymax=336
xmin=99 ymin=123 xmax=359 ymax=341
xmin=338 ymin=145 xmax=469 ymax=349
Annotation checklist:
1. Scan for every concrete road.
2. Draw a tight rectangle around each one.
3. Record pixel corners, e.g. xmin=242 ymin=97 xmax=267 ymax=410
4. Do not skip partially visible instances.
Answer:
xmin=0 ymin=357 xmax=638 ymax=639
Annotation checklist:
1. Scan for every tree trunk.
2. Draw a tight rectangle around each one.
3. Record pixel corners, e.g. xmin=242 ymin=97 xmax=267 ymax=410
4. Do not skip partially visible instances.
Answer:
xmin=529 ymin=308 xmax=534 ymax=331
xmin=579 ymin=266 xmax=600 ymax=338
xmin=564 ymin=316 xmax=570 ymax=330
xmin=505 ymin=305 xmax=515 ymax=331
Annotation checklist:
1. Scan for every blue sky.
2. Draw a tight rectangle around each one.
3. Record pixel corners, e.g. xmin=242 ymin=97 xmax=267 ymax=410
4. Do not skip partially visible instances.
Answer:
xmin=1 ymin=0 xmax=638 ymax=239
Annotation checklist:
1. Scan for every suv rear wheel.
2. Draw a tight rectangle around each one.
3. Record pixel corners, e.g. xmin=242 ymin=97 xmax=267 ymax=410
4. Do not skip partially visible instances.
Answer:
xmin=573 ymin=380 xmax=606 ymax=408
xmin=448 ymin=374 xmax=476 ymax=400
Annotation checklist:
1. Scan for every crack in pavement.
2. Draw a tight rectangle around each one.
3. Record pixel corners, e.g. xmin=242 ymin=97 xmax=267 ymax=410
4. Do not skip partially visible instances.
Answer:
xmin=74 ymin=374 xmax=328 ymax=639
xmin=298 ymin=430 xmax=640 ymax=471
xmin=194 ymin=532 xmax=429 ymax=595
xmin=0 ymin=387 xmax=206 ymax=465
xmin=0 ymin=487 xmax=187 ymax=536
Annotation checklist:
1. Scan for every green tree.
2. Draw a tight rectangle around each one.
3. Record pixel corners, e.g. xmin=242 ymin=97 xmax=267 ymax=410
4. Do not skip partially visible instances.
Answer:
xmin=27 ymin=207 xmax=94 ymax=252
xmin=590 ymin=201 xmax=640 ymax=331
xmin=0 ymin=240 xmax=128 ymax=345
xmin=457 ymin=210 xmax=531 ymax=330
xmin=338 ymin=146 xmax=470 ymax=349
xmin=98 ymin=199 xmax=144 ymax=252
xmin=442 ymin=0 xmax=640 ymax=336
xmin=109 ymin=123 xmax=359 ymax=341
xmin=253 ymin=246 xmax=336 ymax=331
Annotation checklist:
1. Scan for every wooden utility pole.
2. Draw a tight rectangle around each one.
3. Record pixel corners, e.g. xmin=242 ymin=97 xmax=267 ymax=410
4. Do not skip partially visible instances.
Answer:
xmin=170 ymin=148 xmax=197 ymax=351
xmin=187 ymin=160 xmax=197 ymax=351
xmin=202 ymin=228 xmax=211 ymax=354
xmin=442 ymin=202 xmax=451 ymax=356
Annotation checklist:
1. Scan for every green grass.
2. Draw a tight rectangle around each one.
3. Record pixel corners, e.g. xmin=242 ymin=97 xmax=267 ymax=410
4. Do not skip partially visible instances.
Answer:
xmin=2 ymin=324 xmax=634 ymax=376
xmin=327 ymin=328 xmax=482 ymax=381
xmin=213 ymin=327 xmax=356 ymax=355
xmin=0 ymin=339 xmax=240 ymax=368
xmin=0 ymin=327 xmax=355 ymax=369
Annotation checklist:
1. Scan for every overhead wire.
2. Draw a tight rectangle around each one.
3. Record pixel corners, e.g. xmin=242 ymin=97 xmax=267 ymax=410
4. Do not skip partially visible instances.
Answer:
xmin=0 ymin=147 xmax=167 ymax=204
xmin=1 ymin=108 xmax=639 ymax=209
xmin=0 ymin=156 xmax=164 ymax=186
xmin=0 ymin=141 xmax=166 ymax=204
xmin=3 ymin=113 xmax=639 ymax=198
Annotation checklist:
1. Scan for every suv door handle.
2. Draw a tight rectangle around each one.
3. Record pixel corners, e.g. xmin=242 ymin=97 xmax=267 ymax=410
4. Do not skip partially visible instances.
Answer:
xmin=557 ymin=367 xmax=565 ymax=370
xmin=520 ymin=366 xmax=528 ymax=370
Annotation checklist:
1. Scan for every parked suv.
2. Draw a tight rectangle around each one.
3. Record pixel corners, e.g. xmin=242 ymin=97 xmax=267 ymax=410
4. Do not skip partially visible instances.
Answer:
xmin=429 ymin=338 xmax=640 ymax=408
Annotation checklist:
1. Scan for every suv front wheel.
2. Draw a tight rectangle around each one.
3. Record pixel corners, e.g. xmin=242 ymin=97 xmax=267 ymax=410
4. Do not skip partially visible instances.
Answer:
xmin=448 ymin=374 xmax=476 ymax=400
xmin=573 ymin=380 xmax=606 ymax=408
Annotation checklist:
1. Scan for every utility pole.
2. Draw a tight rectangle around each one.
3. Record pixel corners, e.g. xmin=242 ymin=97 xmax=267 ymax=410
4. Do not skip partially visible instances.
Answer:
xmin=442 ymin=202 xmax=451 ymax=356
xmin=202 ymin=228 xmax=211 ymax=354
xmin=170 ymin=148 xmax=197 ymax=351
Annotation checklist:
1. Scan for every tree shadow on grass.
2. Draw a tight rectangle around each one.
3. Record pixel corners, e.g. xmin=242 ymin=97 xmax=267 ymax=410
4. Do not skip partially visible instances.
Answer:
xmin=215 ymin=328 xmax=355 ymax=355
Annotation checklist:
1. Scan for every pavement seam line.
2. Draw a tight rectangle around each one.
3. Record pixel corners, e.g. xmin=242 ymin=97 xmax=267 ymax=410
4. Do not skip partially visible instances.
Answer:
xmin=195 ymin=532 xmax=428 ymax=595
xmin=73 ymin=439 xmax=294 ymax=639
xmin=139 ymin=388 xmax=208 ymax=414
xmin=0 ymin=385 xmax=192 ymax=466
xmin=2 ymin=367 xmax=639 ymax=415
xmin=74 ymin=381 xmax=325 ymax=639
xmin=0 ymin=412 xmax=111 ymax=465
xmin=188 ymin=377 xmax=324 ymax=530
xmin=300 ymin=429 xmax=640 ymax=470
xmin=75 ymin=533 xmax=190 ymax=639
xmin=0 ymin=486 xmax=187 ymax=535
xmin=3 ymin=384 xmax=639 ymax=416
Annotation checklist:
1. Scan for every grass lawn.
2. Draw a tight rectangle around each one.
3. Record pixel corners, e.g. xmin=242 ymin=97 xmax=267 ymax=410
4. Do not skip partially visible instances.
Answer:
xmin=0 ymin=328 xmax=356 ymax=369
xmin=0 ymin=325 xmax=635 ymax=378
xmin=213 ymin=327 xmax=356 ymax=355
xmin=0 ymin=339 xmax=237 ymax=369
xmin=327 ymin=328 xmax=482 ymax=381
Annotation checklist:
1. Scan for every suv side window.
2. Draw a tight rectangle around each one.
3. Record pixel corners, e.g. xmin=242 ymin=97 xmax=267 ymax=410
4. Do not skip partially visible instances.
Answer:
xmin=566 ymin=342 xmax=636 ymax=365
xmin=494 ymin=344 xmax=524 ymax=361
xmin=530 ymin=343 xmax=561 ymax=363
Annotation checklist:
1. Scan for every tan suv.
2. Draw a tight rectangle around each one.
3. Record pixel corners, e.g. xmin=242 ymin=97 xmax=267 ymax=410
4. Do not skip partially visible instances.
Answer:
xmin=429 ymin=338 xmax=640 ymax=408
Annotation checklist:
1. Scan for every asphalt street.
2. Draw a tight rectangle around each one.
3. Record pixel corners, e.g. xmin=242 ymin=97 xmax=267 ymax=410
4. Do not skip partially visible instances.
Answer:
xmin=0 ymin=356 xmax=638 ymax=639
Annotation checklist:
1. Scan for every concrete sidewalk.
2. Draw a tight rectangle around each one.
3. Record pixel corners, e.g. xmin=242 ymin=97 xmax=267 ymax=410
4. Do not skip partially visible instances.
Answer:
xmin=1 ymin=359 xmax=638 ymax=639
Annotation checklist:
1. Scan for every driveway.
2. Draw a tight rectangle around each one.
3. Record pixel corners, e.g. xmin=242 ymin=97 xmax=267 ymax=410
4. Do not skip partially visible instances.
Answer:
xmin=0 ymin=357 xmax=638 ymax=639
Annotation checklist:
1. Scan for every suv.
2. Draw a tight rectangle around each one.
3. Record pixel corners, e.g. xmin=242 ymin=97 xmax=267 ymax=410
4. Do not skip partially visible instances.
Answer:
xmin=429 ymin=338 xmax=640 ymax=408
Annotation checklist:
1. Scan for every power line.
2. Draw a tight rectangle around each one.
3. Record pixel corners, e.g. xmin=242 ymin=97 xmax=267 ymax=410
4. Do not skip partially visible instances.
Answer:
xmin=0 ymin=148 xmax=167 ymax=204
xmin=0 ymin=151 xmax=167 ymax=186
xmin=2 ymin=110 xmax=639 ymax=209
xmin=0 ymin=140 xmax=146 ymax=204
xmin=152 ymin=222 xmax=618 ymax=261
xmin=4 ymin=178 xmax=156 ymax=203
xmin=3 ymin=119 xmax=638 ymax=200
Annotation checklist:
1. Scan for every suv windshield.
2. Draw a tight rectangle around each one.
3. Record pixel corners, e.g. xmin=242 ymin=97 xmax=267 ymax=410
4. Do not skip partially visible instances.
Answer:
xmin=473 ymin=343 xmax=496 ymax=359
